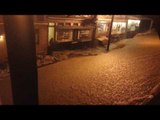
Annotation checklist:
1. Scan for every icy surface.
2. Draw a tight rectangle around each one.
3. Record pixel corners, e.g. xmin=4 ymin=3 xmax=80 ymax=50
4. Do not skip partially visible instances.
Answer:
xmin=38 ymin=30 xmax=160 ymax=105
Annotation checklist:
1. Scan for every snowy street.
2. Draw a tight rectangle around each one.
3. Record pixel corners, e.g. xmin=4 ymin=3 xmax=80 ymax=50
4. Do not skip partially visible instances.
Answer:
xmin=38 ymin=30 xmax=160 ymax=105
xmin=1 ymin=30 xmax=160 ymax=105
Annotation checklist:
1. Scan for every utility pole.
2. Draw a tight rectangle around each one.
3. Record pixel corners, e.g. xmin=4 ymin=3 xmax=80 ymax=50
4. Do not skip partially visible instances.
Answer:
xmin=106 ymin=15 xmax=114 ymax=52
xmin=92 ymin=15 xmax=97 ymax=47
xmin=3 ymin=15 xmax=38 ymax=105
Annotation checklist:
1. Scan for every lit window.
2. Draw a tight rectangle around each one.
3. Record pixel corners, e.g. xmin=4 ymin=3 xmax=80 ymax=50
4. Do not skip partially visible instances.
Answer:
xmin=127 ymin=19 xmax=141 ymax=31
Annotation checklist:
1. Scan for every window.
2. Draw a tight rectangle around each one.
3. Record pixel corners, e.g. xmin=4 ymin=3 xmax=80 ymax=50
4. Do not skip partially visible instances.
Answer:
xmin=127 ymin=19 xmax=141 ymax=31
xmin=96 ymin=20 xmax=110 ymax=37
xmin=112 ymin=22 xmax=126 ymax=34
xmin=78 ymin=29 xmax=92 ymax=41
xmin=56 ymin=29 xmax=73 ymax=42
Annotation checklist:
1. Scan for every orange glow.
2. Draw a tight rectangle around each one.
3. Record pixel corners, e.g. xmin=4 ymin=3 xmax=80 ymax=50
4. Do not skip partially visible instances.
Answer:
xmin=0 ymin=35 xmax=4 ymax=42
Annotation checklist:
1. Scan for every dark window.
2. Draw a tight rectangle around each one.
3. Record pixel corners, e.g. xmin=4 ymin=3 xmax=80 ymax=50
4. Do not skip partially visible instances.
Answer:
xmin=139 ymin=20 xmax=151 ymax=32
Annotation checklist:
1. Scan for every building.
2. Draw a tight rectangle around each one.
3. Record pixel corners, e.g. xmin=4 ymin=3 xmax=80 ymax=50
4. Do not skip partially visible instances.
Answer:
xmin=0 ymin=15 xmax=153 ymax=62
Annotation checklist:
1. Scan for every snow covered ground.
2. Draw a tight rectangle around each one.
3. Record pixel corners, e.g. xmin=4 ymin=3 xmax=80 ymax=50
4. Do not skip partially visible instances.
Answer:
xmin=38 ymin=29 xmax=160 ymax=105
xmin=0 ymin=76 xmax=13 ymax=105
xmin=1 ymin=29 xmax=160 ymax=105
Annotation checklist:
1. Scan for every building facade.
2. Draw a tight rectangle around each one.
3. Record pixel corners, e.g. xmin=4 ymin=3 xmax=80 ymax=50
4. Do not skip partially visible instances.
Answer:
xmin=0 ymin=15 xmax=153 ymax=62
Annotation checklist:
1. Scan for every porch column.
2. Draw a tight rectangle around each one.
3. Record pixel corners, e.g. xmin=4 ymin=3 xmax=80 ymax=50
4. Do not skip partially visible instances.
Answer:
xmin=3 ymin=15 xmax=38 ymax=105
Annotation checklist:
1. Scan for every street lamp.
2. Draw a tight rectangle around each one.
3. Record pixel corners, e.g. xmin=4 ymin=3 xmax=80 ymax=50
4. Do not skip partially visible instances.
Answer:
xmin=0 ymin=35 xmax=4 ymax=42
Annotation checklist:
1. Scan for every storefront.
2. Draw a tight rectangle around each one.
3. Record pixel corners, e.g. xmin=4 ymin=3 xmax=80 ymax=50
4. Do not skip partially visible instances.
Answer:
xmin=95 ymin=15 xmax=128 ymax=43
xmin=95 ymin=15 xmax=152 ymax=44
xmin=47 ymin=15 xmax=95 ymax=50
xmin=0 ymin=15 xmax=154 ymax=61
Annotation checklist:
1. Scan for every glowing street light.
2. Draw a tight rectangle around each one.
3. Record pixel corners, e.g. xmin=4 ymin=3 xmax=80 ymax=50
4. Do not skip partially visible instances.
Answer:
xmin=0 ymin=35 xmax=4 ymax=42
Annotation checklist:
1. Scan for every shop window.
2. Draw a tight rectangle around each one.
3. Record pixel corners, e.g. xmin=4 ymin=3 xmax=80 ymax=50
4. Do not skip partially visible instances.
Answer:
xmin=56 ymin=29 xmax=73 ymax=42
xmin=127 ymin=19 xmax=141 ymax=31
xmin=112 ymin=22 xmax=126 ymax=34
xmin=78 ymin=29 xmax=92 ymax=41
xmin=97 ymin=22 xmax=109 ymax=35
